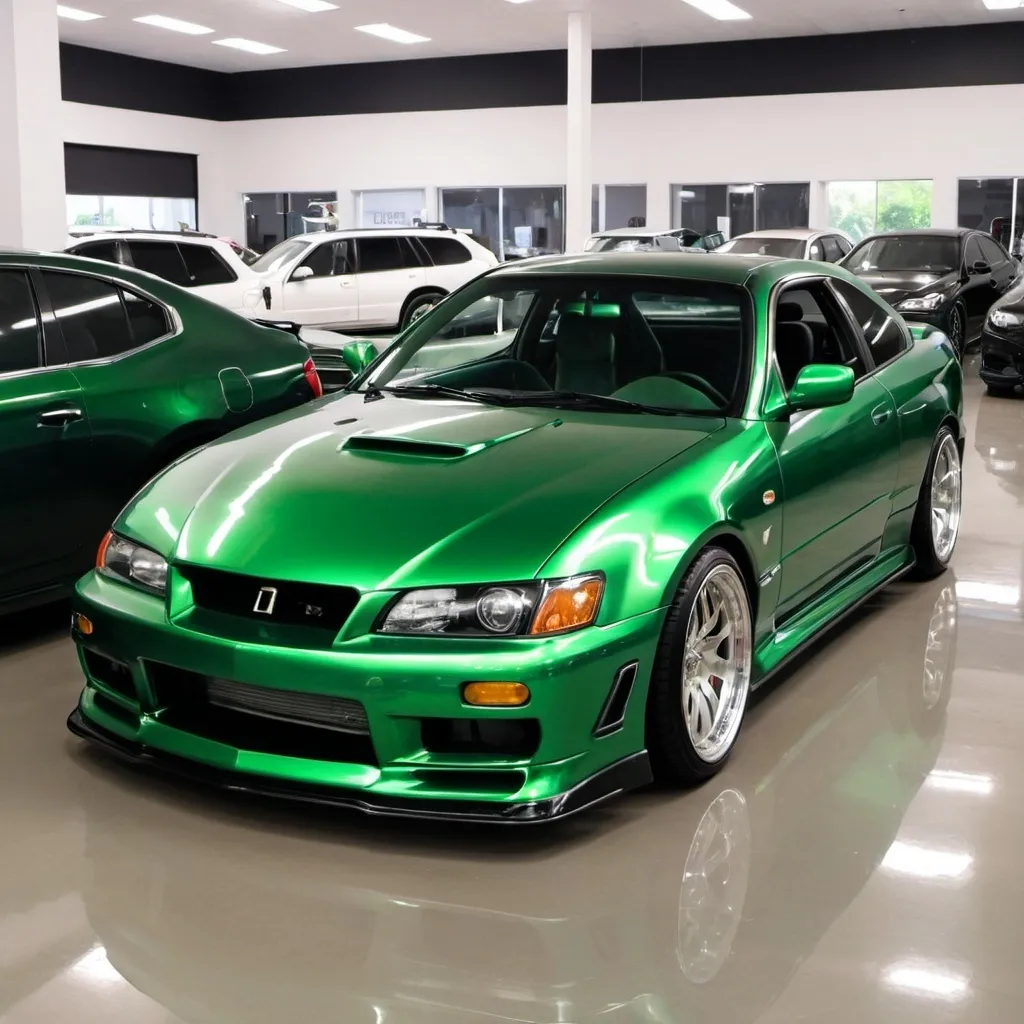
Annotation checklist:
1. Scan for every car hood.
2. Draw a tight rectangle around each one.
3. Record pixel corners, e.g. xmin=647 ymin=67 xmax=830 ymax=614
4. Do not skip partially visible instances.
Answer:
xmin=847 ymin=268 xmax=958 ymax=305
xmin=122 ymin=394 xmax=722 ymax=590
xmin=989 ymin=276 xmax=1024 ymax=315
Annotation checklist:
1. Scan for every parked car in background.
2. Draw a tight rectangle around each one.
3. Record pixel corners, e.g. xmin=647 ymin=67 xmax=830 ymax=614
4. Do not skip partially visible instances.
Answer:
xmin=717 ymin=228 xmax=853 ymax=262
xmin=66 ymin=231 xmax=267 ymax=317
xmin=980 ymin=277 xmax=1024 ymax=395
xmin=0 ymin=250 xmax=321 ymax=614
xmin=67 ymin=252 xmax=963 ymax=821
xmin=251 ymin=225 xmax=498 ymax=330
xmin=583 ymin=228 xmax=725 ymax=253
xmin=841 ymin=228 xmax=1019 ymax=359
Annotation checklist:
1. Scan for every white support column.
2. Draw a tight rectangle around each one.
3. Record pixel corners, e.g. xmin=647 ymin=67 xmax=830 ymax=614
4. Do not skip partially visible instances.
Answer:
xmin=565 ymin=9 xmax=592 ymax=253
xmin=0 ymin=0 xmax=67 ymax=251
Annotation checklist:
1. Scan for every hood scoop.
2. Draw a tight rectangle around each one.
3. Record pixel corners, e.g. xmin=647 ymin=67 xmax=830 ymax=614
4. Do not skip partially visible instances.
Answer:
xmin=341 ymin=434 xmax=470 ymax=460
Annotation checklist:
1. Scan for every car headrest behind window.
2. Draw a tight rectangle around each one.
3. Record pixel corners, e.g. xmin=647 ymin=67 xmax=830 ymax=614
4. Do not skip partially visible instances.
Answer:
xmin=777 ymin=301 xmax=805 ymax=323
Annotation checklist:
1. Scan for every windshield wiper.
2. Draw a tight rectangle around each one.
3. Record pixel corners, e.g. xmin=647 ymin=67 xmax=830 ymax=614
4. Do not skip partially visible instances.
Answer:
xmin=363 ymin=384 xmax=515 ymax=406
xmin=501 ymin=391 xmax=687 ymax=416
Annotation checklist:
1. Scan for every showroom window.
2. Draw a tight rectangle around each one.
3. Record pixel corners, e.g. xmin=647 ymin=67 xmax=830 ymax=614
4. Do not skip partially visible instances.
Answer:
xmin=0 ymin=270 xmax=41 ymax=375
xmin=356 ymin=189 xmax=428 ymax=229
xmin=826 ymin=180 xmax=933 ymax=242
xmin=440 ymin=187 xmax=565 ymax=261
xmin=592 ymin=185 xmax=648 ymax=233
xmin=66 ymin=195 xmax=196 ymax=235
xmin=673 ymin=183 xmax=809 ymax=238
xmin=957 ymin=177 xmax=1024 ymax=257
xmin=243 ymin=192 xmax=339 ymax=252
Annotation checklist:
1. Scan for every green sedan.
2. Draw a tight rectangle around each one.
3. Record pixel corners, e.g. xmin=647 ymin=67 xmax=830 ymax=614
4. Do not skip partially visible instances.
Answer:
xmin=0 ymin=250 xmax=321 ymax=614
xmin=66 ymin=252 xmax=964 ymax=821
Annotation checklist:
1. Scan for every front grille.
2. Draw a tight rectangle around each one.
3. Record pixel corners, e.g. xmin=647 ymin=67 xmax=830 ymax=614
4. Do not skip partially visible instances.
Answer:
xmin=146 ymin=662 xmax=377 ymax=765
xmin=83 ymin=649 xmax=138 ymax=702
xmin=178 ymin=565 xmax=359 ymax=633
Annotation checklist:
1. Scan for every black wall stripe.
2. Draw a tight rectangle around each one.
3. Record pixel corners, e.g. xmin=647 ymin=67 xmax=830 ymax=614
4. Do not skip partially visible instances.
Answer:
xmin=61 ymin=22 xmax=1024 ymax=122
xmin=65 ymin=144 xmax=198 ymax=199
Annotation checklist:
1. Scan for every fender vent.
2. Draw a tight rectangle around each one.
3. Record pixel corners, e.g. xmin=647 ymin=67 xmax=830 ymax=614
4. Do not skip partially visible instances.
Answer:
xmin=593 ymin=662 xmax=639 ymax=737
xmin=342 ymin=435 xmax=469 ymax=459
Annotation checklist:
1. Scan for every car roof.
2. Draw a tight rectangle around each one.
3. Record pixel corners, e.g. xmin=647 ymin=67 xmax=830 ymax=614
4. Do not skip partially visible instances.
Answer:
xmin=730 ymin=228 xmax=832 ymax=240
xmin=589 ymin=228 xmax=676 ymax=238
xmin=67 ymin=232 xmax=225 ymax=245
xmin=284 ymin=227 xmax=472 ymax=243
xmin=864 ymin=228 xmax=969 ymax=239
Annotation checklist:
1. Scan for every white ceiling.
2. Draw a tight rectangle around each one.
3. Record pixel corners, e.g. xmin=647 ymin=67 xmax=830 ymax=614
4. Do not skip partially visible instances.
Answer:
xmin=58 ymin=0 xmax=1024 ymax=72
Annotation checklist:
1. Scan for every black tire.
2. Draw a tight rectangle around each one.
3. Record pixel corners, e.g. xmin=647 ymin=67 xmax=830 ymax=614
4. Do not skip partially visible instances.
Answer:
xmin=986 ymin=382 xmax=1017 ymax=398
xmin=400 ymin=290 xmax=445 ymax=329
xmin=944 ymin=302 xmax=967 ymax=362
xmin=646 ymin=547 xmax=753 ymax=785
xmin=909 ymin=426 xmax=961 ymax=580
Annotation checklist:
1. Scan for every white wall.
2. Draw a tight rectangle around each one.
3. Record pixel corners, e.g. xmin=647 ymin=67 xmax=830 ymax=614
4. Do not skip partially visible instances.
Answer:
xmin=64 ymin=81 xmax=1024 ymax=245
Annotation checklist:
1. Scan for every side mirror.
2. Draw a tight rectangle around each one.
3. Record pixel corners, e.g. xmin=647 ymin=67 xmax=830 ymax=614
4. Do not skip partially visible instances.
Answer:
xmin=291 ymin=265 xmax=314 ymax=282
xmin=788 ymin=364 xmax=855 ymax=412
xmin=971 ymin=259 xmax=992 ymax=275
xmin=341 ymin=340 xmax=380 ymax=375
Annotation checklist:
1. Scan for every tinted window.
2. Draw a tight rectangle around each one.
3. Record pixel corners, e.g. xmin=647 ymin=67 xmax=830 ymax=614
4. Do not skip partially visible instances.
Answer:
xmin=821 ymin=236 xmax=842 ymax=262
xmin=127 ymin=241 xmax=190 ymax=287
xmin=124 ymin=291 xmax=170 ymax=346
xmin=979 ymin=235 xmax=1007 ymax=267
xmin=72 ymin=240 xmax=120 ymax=264
xmin=296 ymin=240 xmax=352 ymax=279
xmin=847 ymin=236 xmax=959 ymax=273
xmin=0 ymin=270 xmax=41 ymax=374
xmin=832 ymin=279 xmax=906 ymax=365
xmin=964 ymin=235 xmax=985 ymax=268
xmin=778 ymin=284 xmax=866 ymax=381
xmin=179 ymin=244 xmax=236 ymax=286
xmin=42 ymin=272 xmax=135 ymax=362
xmin=357 ymin=237 xmax=407 ymax=274
xmin=835 ymin=236 xmax=852 ymax=256
xmin=419 ymin=236 xmax=471 ymax=266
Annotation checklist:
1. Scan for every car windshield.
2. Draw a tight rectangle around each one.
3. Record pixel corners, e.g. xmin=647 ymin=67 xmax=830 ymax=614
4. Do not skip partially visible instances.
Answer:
xmin=722 ymin=237 xmax=806 ymax=258
xmin=357 ymin=273 xmax=751 ymax=416
xmin=250 ymin=238 xmax=312 ymax=274
xmin=230 ymin=242 xmax=261 ymax=266
xmin=846 ymin=236 xmax=960 ymax=273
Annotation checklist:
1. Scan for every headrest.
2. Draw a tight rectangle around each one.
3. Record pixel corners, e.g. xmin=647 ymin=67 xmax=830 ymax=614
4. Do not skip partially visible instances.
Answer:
xmin=556 ymin=312 xmax=615 ymax=362
xmin=777 ymin=301 xmax=805 ymax=323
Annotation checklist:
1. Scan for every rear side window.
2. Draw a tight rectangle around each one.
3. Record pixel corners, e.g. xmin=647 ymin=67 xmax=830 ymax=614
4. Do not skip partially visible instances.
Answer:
xmin=127 ymin=241 xmax=190 ymax=288
xmin=419 ymin=236 xmax=471 ymax=266
xmin=124 ymin=291 xmax=171 ymax=346
xmin=179 ymin=244 xmax=237 ymax=286
xmin=831 ymin=279 xmax=907 ymax=366
xmin=42 ymin=272 xmax=136 ymax=362
xmin=0 ymin=270 xmax=41 ymax=374
xmin=821 ymin=236 xmax=843 ymax=262
xmin=72 ymin=240 xmax=120 ymax=264
xmin=358 ymin=237 xmax=417 ymax=273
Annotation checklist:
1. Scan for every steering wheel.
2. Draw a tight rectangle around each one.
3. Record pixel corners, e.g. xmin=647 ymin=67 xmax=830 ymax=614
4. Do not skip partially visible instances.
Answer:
xmin=663 ymin=372 xmax=729 ymax=408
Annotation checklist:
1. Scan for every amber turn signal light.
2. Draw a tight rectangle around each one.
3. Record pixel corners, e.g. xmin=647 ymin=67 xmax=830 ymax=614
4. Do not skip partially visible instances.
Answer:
xmin=530 ymin=576 xmax=603 ymax=635
xmin=96 ymin=531 xmax=113 ymax=568
xmin=75 ymin=613 xmax=94 ymax=636
xmin=463 ymin=682 xmax=530 ymax=707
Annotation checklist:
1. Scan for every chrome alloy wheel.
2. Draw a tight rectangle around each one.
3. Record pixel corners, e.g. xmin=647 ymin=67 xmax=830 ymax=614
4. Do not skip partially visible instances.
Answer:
xmin=947 ymin=305 xmax=965 ymax=359
xmin=930 ymin=434 xmax=962 ymax=564
xmin=681 ymin=565 xmax=752 ymax=763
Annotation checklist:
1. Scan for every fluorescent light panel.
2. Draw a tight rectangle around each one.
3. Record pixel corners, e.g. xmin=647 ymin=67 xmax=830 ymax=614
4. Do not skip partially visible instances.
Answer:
xmin=134 ymin=15 xmax=214 ymax=35
xmin=355 ymin=23 xmax=430 ymax=44
xmin=680 ymin=0 xmax=752 ymax=20
xmin=57 ymin=5 xmax=104 ymax=20
xmin=214 ymin=38 xmax=287 ymax=54
xmin=983 ymin=0 xmax=1023 ymax=10
xmin=274 ymin=0 xmax=338 ymax=10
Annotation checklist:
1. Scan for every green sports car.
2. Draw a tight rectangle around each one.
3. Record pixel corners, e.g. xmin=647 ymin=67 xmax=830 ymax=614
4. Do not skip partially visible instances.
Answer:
xmin=0 ymin=250 xmax=321 ymax=614
xmin=66 ymin=252 xmax=965 ymax=821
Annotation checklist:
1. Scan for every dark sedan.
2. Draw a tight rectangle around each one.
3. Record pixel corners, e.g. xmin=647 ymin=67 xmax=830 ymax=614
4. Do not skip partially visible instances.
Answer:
xmin=842 ymin=228 xmax=1019 ymax=359
xmin=980 ymin=278 xmax=1024 ymax=395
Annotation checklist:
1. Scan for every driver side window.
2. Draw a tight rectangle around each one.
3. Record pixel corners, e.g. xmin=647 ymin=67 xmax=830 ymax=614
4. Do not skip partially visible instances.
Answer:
xmin=297 ymin=240 xmax=352 ymax=279
xmin=774 ymin=283 xmax=866 ymax=392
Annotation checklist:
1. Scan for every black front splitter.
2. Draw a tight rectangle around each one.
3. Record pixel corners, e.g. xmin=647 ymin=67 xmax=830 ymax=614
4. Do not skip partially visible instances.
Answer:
xmin=67 ymin=708 xmax=652 ymax=824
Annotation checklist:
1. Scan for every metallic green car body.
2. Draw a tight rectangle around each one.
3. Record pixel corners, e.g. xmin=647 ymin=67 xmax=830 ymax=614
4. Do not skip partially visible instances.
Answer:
xmin=67 ymin=253 xmax=964 ymax=821
xmin=1 ymin=250 xmax=315 ymax=612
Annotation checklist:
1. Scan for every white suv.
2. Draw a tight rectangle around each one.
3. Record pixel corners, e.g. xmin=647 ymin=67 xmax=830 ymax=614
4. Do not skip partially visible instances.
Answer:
xmin=250 ymin=226 xmax=498 ymax=330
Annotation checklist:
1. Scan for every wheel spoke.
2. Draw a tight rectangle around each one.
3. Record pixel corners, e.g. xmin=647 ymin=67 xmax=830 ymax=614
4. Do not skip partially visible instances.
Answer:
xmin=700 ymin=620 xmax=732 ymax=654
xmin=699 ymin=678 xmax=721 ymax=721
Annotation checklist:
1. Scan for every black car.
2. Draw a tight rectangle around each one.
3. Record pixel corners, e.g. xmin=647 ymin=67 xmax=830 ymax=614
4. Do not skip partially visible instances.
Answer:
xmin=980 ymin=278 xmax=1024 ymax=395
xmin=841 ymin=228 xmax=1019 ymax=359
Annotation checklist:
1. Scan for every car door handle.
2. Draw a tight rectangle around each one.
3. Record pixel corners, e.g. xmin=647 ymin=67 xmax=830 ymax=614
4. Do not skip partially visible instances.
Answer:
xmin=870 ymin=404 xmax=892 ymax=426
xmin=340 ymin=279 xmax=353 ymax=287
xmin=38 ymin=407 xmax=83 ymax=427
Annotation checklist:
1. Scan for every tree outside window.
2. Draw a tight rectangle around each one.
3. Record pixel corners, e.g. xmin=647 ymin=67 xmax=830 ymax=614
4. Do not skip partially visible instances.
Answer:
xmin=827 ymin=180 xmax=933 ymax=242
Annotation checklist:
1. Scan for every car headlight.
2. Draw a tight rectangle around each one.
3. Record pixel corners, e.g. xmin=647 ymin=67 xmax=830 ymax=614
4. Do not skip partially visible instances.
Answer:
xmin=897 ymin=292 xmax=946 ymax=312
xmin=97 ymin=532 xmax=168 ymax=596
xmin=989 ymin=308 xmax=1024 ymax=329
xmin=375 ymin=575 xmax=604 ymax=637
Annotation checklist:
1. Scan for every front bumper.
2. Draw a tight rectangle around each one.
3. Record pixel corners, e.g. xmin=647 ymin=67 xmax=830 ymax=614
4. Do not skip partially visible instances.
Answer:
xmin=68 ymin=572 xmax=661 ymax=822
xmin=980 ymin=328 xmax=1024 ymax=385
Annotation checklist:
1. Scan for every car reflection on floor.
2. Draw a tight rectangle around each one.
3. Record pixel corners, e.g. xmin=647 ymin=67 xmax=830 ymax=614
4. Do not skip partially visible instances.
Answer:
xmin=74 ymin=577 xmax=955 ymax=1024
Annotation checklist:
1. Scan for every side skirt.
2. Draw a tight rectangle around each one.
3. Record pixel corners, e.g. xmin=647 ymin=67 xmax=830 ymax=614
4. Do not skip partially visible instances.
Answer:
xmin=752 ymin=546 xmax=915 ymax=690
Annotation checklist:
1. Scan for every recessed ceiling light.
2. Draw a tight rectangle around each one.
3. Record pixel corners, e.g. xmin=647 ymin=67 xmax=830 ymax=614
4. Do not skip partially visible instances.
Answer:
xmin=355 ymin=23 xmax=431 ymax=44
xmin=680 ymin=0 xmax=752 ymax=20
xmin=273 ymin=0 xmax=339 ymax=10
xmin=57 ymin=5 xmax=104 ymax=20
xmin=134 ymin=15 xmax=214 ymax=35
xmin=983 ymin=0 xmax=1023 ymax=9
xmin=214 ymin=37 xmax=287 ymax=55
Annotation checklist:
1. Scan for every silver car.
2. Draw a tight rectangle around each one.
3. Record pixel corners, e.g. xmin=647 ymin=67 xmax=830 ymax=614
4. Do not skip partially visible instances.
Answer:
xmin=717 ymin=227 xmax=854 ymax=262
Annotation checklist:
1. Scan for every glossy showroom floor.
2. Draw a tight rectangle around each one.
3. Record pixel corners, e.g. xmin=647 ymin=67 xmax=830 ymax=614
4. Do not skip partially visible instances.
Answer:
xmin=3 ymin=365 xmax=1024 ymax=1024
